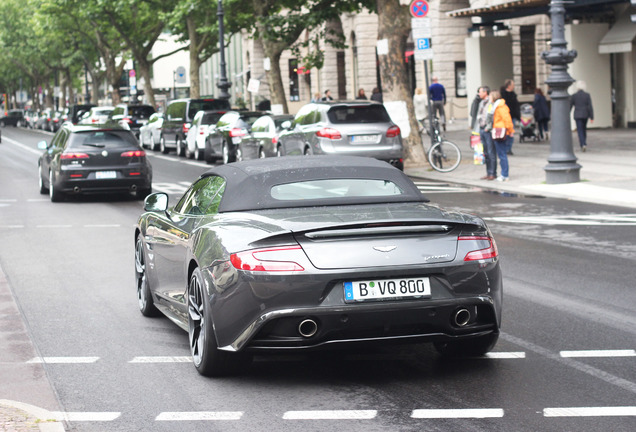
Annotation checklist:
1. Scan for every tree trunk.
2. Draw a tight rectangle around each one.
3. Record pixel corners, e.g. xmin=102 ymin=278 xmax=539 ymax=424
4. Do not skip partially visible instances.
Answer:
xmin=376 ymin=0 xmax=427 ymax=165
xmin=187 ymin=15 xmax=201 ymax=99
xmin=135 ymin=56 xmax=155 ymax=107
xmin=261 ymin=40 xmax=288 ymax=113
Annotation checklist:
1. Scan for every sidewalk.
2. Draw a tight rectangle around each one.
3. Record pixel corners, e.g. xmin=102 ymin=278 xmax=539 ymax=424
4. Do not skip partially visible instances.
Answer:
xmin=405 ymin=119 xmax=636 ymax=210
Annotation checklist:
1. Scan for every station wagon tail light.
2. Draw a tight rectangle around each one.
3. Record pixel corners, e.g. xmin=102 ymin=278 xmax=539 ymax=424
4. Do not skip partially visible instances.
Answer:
xmin=230 ymin=246 xmax=305 ymax=272
xmin=386 ymin=125 xmax=401 ymax=138
xmin=60 ymin=152 xmax=89 ymax=160
xmin=229 ymin=128 xmax=246 ymax=137
xmin=121 ymin=150 xmax=146 ymax=157
xmin=316 ymin=127 xmax=341 ymax=140
xmin=459 ymin=236 xmax=498 ymax=261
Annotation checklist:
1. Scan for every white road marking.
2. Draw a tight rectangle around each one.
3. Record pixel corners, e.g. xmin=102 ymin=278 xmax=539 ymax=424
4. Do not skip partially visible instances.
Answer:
xmin=483 ymin=352 xmax=526 ymax=359
xmin=156 ymin=412 xmax=243 ymax=421
xmin=50 ymin=412 xmax=121 ymax=421
xmin=543 ymin=406 xmax=636 ymax=417
xmin=1 ymin=136 xmax=42 ymax=155
xmin=283 ymin=410 xmax=377 ymax=420
xmin=560 ymin=349 xmax=636 ymax=358
xmin=411 ymin=408 xmax=504 ymax=418
xmin=83 ymin=224 xmax=121 ymax=228
xmin=36 ymin=225 xmax=73 ymax=229
xmin=0 ymin=199 xmax=18 ymax=202
xmin=413 ymin=182 xmax=475 ymax=193
xmin=27 ymin=357 xmax=99 ymax=364
xmin=487 ymin=214 xmax=636 ymax=226
xmin=0 ymin=225 xmax=25 ymax=229
xmin=149 ymin=155 xmax=175 ymax=162
xmin=153 ymin=182 xmax=190 ymax=194
xmin=26 ymin=199 xmax=49 ymax=202
xmin=129 ymin=356 xmax=192 ymax=363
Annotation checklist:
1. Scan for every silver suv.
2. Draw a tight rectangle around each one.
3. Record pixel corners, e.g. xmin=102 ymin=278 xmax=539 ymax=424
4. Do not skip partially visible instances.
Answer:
xmin=277 ymin=101 xmax=404 ymax=169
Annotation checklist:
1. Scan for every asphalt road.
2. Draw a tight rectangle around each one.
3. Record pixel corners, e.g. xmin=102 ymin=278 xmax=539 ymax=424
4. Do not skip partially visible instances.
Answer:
xmin=1 ymin=126 xmax=635 ymax=431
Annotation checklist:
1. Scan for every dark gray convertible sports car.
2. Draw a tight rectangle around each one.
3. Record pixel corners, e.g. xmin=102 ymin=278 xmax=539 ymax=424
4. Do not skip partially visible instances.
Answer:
xmin=134 ymin=156 xmax=502 ymax=376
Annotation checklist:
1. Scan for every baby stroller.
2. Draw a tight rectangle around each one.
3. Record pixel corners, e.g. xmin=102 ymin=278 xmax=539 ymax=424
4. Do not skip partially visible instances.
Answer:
xmin=519 ymin=103 xmax=539 ymax=142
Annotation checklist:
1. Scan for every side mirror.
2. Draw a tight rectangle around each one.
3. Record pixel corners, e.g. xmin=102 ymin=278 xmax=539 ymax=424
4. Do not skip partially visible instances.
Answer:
xmin=281 ymin=120 xmax=292 ymax=130
xmin=37 ymin=140 xmax=48 ymax=150
xmin=144 ymin=193 xmax=169 ymax=212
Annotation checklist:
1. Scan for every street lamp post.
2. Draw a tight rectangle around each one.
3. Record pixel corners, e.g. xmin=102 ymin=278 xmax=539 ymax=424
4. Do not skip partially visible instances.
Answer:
xmin=84 ymin=65 xmax=91 ymax=104
xmin=216 ymin=0 xmax=231 ymax=100
xmin=540 ymin=0 xmax=581 ymax=184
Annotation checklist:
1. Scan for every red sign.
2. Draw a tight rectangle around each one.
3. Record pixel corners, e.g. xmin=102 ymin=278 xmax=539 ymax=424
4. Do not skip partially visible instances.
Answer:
xmin=410 ymin=0 xmax=429 ymax=18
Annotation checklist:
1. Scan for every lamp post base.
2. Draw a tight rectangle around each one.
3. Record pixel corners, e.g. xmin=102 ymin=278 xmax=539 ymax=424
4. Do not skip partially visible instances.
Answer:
xmin=544 ymin=162 xmax=581 ymax=184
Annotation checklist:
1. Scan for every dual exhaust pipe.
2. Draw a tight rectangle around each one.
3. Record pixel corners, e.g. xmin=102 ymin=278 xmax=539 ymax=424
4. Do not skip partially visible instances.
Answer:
xmin=453 ymin=308 xmax=471 ymax=327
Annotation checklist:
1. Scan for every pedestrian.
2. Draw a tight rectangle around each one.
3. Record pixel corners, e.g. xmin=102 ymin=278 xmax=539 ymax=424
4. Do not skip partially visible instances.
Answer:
xmin=321 ymin=89 xmax=333 ymax=101
xmin=488 ymin=89 xmax=514 ymax=182
xmin=533 ymin=88 xmax=550 ymax=140
xmin=500 ymin=79 xmax=520 ymax=155
xmin=470 ymin=87 xmax=482 ymax=131
xmin=570 ymin=80 xmax=594 ymax=152
xmin=356 ymin=88 xmax=367 ymax=100
xmin=476 ymin=86 xmax=496 ymax=180
xmin=413 ymin=87 xmax=427 ymax=130
xmin=311 ymin=92 xmax=321 ymax=103
xmin=370 ymin=87 xmax=383 ymax=103
xmin=429 ymin=77 xmax=446 ymax=131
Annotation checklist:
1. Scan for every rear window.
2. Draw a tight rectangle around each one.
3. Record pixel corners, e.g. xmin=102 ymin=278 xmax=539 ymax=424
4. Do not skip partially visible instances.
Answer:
xmin=68 ymin=131 xmax=138 ymax=149
xmin=271 ymin=179 xmax=404 ymax=201
xmin=327 ymin=106 xmax=391 ymax=124
xmin=202 ymin=112 xmax=224 ymax=125
xmin=129 ymin=106 xmax=155 ymax=119
xmin=188 ymin=100 xmax=231 ymax=118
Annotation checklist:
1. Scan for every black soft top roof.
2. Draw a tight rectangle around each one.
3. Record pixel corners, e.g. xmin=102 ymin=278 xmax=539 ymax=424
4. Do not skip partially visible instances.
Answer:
xmin=201 ymin=156 xmax=428 ymax=212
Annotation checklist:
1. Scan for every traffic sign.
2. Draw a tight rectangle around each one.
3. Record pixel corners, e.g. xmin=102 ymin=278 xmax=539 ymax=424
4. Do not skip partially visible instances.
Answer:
xmin=410 ymin=0 xmax=429 ymax=18
xmin=416 ymin=38 xmax=430 ymax=50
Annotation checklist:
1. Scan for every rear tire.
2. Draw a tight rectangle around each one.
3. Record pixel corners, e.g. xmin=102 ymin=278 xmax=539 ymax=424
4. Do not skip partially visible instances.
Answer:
xmin=160 ymin=135 xmax=169 ymax=154
xmin=194 ymin=145 xmax=204 ymax=161
xmin=49 ymin=170 xmax=63 ymax=202
xmin=176 ymin=137 xmax=185 ymax=157
xmin=39 ymin=165 xmax=48 ymax=194
xmin=258 ymin=148 xmax=266 ymax=159
xmin=188 ymin=268 xmax=251 ymax=376
xmin=434 ymin=332 xmax=499 ymax=357
xmin=222 ymin=140 xmax=235 ymax=164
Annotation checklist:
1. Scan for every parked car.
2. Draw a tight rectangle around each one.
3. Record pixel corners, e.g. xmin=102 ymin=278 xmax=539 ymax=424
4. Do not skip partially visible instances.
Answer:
xmin=67 ymin=104 xmax=96 ymax=125
xmin=37 ymin=123 xmax=152 ymax=202
xmin=277 ymin=100 xmax=404 ymax=170
xmin=238 ymin=114 xmax=294 ymax=160
xmin=79 ymin=106 xmax=115 ymax=125
xmin=160 ymin=98 xmax=231 ymax=155
xmin=27 ymin=111 xmax=41 ymax=129
xmin=134 ymin=156 xmax=502 ymax=376
xmin=49 ymin=111 xmax=65 ymax=132
xmin=184 ymin=110 xmax=225 ymax=160
xmin=139 ymin=112 xmax=163 ymax=151
xmin=110 ymin=104 xmax=156 ymax=138
xmin=204 ymin=110 xmax=263 ymax=164
xmin=35 ymin=108 xmax=54 ymax=131
xmin=23 ymin=110 xmax=37 ymax=128
xmin=0 ymin=109 xmax=24 ymax=127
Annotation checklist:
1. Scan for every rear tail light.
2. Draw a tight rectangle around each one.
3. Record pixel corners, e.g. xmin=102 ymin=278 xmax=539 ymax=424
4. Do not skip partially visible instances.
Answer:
xmin=459 ymin=236 xmax=498 ymax=261
xmin=316 ymin=128 xmax=341 ymax=140
xmin=60 ymin=152 xmax=89 ymax=160
xmin=386 ymin=125 xmax=401 ymax=138
xmin=229 ymin=128 xmax=246 ymax=137
xmin=122 ymin=117 xmax=133 ymax=124
xmin=272 ymin=136 xmax=279 ymax=145
xmin=199 ymin=126 xmax=208 ymax=135
xmin=230 ymin=246 xmax=305 ymax=272
xmin=183 ymin=123 xmax=191 ymax=134
xmin=121 ymin=150 xmax=146 ymax=157
xmin=69 ymin=173 xmax=85 ymax=178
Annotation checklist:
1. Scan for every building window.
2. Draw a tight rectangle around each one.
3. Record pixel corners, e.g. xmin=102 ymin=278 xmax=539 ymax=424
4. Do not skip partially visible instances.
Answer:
xmin=455 ymin=61 xmax=466 ymax=98
xmin=337 ymin=52 xmax=347 ymax=100
xmin=520 ymin=25 xmax=536 ymax=95
xmin=289 ymin=59 xmax=300 ymax=102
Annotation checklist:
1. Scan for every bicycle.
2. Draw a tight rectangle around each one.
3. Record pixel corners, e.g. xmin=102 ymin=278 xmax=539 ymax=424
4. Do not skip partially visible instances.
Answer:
xmin=419 ymin=117 xmax=462 ymax=172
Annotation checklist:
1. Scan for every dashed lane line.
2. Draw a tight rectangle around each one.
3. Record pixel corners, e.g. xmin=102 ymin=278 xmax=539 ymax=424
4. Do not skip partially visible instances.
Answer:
xmin=483 ymin=352 xmax=526 ymax=359
xmin=411 ymin=408 xmax=504 ymax=419
xmin=0 ymin=136 xmax=41 ymax=155
xmin=560 ymin=349 xmax=636 ymax=358
xmin=156 ymin=412 xmax=243 ymax=421
xmin=27 ymin=357 xmax=100 ymax=364
xmin=129 ymin=356 xmax=192 ymax=363
xmin=50 ymin=412 xmax=121 ymax=422
xmin=544 ymin=406 xmax=636 ymax=417
xmin=487 ymin=214 xmax=636 ymax=226
xmin=283 ymin=410 xmax=377 ymax=420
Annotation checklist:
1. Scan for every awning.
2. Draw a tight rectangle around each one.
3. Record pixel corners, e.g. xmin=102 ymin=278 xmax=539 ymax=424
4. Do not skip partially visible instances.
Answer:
xmin=599 ymin=11 xmax=636 ymax=54
xmin=447 ymin=0 xmax=548 ymax=20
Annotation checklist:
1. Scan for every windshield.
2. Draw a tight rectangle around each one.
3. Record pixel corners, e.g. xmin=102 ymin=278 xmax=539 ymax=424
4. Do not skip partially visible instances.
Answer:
xmin=68 ymin=131 xmax=138 ymax=149
xmin=327 ymin=105 xmax=391 ymax=124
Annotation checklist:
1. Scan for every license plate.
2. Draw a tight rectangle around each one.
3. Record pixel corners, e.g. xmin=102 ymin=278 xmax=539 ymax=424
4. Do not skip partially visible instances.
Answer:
xmin=344 ymin=278 xmax=431 ymax=302
xmin=350 ymin=134 xmax=380 ymax=144
xmin=96 ymin=171 xmax=117 ymax=179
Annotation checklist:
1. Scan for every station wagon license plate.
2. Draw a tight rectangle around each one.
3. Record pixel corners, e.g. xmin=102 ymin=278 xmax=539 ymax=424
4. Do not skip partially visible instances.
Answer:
xmin=96 ymin=171 xmax=117 ymax=179
xmin=344 ymin=277 xmax=431 ymax=302
xmin=350 ymin=134 xmax=380 ymax=144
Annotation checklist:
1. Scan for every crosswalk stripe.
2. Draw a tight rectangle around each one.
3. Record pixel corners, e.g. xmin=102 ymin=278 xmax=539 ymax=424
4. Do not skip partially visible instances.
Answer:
xmin=50 ymin=412 xmax=121 ymax=421
xmin=544 ymin=406 xmax=636 ymax=417
xmin=560 ymin=349 xmax=636 ymax=358
xmin=283 ymin=410 xmax=377 ymax=420
xmin=129 ymin=356 xmax=192 ymax=363
xmin=27 ymin=357 xmax=100 ymax=364
xmin=156 ymin=412 xmax=243 ymax=421
xmin=411 ymin=408 xmax=504 ymax=418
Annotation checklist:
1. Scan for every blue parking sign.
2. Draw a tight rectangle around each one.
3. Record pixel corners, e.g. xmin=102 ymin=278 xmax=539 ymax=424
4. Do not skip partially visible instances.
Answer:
xmin=417 ymin=38 xmax=430 ymax=50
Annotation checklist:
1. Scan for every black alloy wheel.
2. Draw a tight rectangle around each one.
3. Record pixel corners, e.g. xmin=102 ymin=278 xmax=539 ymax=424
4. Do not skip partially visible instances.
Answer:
xmin=259 ymin=148 xmax=266 ymax=159
xmin=188 ymin=268 xmax=250 ymax=376
xmin=38 ymin=165 xmax=48 ymax=194
xmin=49 ymin=170 xmax=63 ymax=202
xmin=135 ymin=236 xmax=160 ymax=317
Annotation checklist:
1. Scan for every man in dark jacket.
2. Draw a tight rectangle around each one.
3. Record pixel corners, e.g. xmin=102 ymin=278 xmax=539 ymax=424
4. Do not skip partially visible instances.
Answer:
xmin=570 ymin=81 xmax=594 ymax=152
xmin=500 ymin=79 xmax=520 ymax=154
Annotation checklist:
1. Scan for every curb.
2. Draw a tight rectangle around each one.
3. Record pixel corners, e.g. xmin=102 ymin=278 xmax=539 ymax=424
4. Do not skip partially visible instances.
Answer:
xmin=0 ymin=400 xmax=65 ymax=432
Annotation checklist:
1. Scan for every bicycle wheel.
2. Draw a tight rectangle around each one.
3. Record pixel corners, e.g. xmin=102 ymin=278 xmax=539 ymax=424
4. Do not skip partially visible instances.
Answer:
xmin=428 ymin=140 xmax=462 ymax=172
